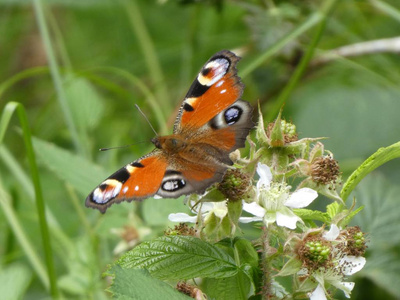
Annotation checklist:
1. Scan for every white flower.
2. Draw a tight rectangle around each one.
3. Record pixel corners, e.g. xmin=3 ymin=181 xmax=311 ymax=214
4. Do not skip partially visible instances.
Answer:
xmin=310 ymin=284 xmax=326 ymax=300
xmin=323 ymin=224 xmax=341 ymax=241
xmin=309 ymin=225 xmax=366 ymax=299
xmin=168 ymin=200 xmax=228 ymax=223
xmin=240 ymin=163 xmax=318 ymax=229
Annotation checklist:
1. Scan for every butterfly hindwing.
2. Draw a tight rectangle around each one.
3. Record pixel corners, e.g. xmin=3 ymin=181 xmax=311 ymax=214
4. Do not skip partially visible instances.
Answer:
xmin=156 ymin=164 xmax=226 ymax=199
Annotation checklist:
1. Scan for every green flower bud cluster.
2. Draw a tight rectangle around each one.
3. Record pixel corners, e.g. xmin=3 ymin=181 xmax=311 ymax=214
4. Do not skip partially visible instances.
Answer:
xmin=281 ymin=120 xmax=296 ymax=137
xmin=305 ymin=241 xmax=330 ymax=263
xmin=353 ymin=232 xmax=365 ymax=248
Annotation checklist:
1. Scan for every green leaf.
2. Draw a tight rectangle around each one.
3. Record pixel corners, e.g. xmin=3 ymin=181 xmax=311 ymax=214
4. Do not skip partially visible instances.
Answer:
xmin=341 ymin=141 xmax=400 ymax=201
xmin=326 ymin=202 xmax=341 ymax=219
xmin=271 ymin=279 xmax=289 ymax=299
xmin=361 ymin=248 xmax=400 ymax=298
xmin=202 ymin=266 xmax=254 ymax=300
xmin=65 ymin=75 xmax=105 ymax=133
xmin=339 ymin=206 xmax=364 ymax=228
xmin=58 ymin=238 xmax=100 ymax=296
xmin=117 ymin=236 xmax=238 ymax=280
xmin=32 ymin=137 xmax=109 ymax=195
xmin=0 ymin=263 xmax=32 ymax=300
xmin=108 ymin=266 xmax=191 ymax=300
xmin=350 ymin=174 xmax=400 ymax=246
xmin=233 ymin=237 xmax=259 ymax=269
xmin=276 ymin=256 xmax=302 ymax=277
xmin=293 ymin=208 xmax=329 ymax=223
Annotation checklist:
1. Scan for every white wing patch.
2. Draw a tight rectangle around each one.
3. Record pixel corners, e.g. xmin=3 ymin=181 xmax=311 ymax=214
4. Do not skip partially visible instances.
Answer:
xmin=197 ymin=58 xmax=229 ymax=87
xmin=92 ymin=179 xmax=122 ymax=204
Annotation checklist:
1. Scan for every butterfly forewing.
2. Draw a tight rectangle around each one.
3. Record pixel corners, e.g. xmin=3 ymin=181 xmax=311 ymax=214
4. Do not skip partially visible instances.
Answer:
xmin=174 ymin=50 xmax=244 ymax=133
xmin=86 ymin=154 xmax=167 ymax=213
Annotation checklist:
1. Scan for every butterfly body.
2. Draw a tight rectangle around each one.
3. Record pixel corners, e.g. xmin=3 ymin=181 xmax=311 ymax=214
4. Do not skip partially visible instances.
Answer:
xmin=86 ymin=50 xmax=253 ymax=213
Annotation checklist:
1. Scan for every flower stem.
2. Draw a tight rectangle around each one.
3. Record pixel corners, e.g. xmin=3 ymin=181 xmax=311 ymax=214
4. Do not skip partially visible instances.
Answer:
xmin=262 ymin=226 xmax=272 ymax=299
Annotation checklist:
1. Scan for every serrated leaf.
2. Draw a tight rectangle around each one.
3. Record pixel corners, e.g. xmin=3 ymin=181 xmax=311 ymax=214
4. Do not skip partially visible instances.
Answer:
xmin=293 ymin=208 xmax=329 ymax=223
xmin=202 ymin=266 xmax=254 ymax=300
xmin=32 ymin=137 xmax=109 ymax=195
xmin=341 ymin=141 xmax=400 ymax=201
xmin=276 ymin=256 xmax=302 ymax=277
xmin=326 ymin=202 xmax=341 ymax=219
xmin=117 ymin=236 xmax=238 ymax=280
xmin=108 ymin=266 xmax=190 ymax=300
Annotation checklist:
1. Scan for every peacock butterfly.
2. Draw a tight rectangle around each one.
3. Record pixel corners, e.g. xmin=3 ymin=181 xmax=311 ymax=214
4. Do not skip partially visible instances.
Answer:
xmin=86 ymin=50 xmax=254 ymax=213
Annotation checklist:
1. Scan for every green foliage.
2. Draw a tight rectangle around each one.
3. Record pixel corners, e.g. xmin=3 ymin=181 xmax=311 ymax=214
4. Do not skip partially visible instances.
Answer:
xmin=341 ymin=141 xmax=400 ymax=201
xmin=116 ymin=236 xmax=257 ymax=299
xmin=1 ymin=0 xmax=400 ymax=298
xmin=117 ymin=235 xmax=239 ymax=280
xmin=0 ymin=263 xmax=32 ymax=300
xmin=107 ymin=266 xmax=191 ymax=300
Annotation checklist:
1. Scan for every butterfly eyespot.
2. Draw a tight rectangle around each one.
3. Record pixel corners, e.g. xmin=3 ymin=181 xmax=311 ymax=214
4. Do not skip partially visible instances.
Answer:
xmin=224 ymin=105 xmax=242 ymax=125
xmin=162 ymin=179 xmax=186 ymax=192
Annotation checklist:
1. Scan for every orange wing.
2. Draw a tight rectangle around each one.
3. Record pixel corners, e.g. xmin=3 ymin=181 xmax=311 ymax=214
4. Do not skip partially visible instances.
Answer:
xmin=174 ymin=50 xmax=244 ymax=132
xmin=85 ymin=153 xmax=167 ymax=213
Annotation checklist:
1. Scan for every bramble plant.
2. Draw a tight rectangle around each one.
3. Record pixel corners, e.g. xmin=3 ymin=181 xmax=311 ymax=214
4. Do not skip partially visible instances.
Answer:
xmin=107 ymin=107 xmax=368 ymax=300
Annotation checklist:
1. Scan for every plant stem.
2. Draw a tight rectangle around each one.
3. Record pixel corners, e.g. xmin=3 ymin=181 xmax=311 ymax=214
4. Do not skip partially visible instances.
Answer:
xmin=262 ymin=226 xmax=272 ymax=299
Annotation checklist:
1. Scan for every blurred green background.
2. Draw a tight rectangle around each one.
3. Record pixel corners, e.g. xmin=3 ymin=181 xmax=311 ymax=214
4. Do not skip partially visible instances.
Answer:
xmin=1 ymin=0 xmax=400 ymax=299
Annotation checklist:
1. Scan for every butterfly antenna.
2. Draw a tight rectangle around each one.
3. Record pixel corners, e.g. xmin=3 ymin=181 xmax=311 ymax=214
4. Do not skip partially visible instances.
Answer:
xmin=99 ymin=142 xmax=147 ymax=151
xmin=135 ymin=104 xmax=158 ymax=137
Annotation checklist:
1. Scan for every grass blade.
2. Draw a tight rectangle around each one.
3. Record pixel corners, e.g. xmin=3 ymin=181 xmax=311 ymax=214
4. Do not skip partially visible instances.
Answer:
xmin=122 ymin=0 xmax=170 ymax=113
xmin=0 ymin=102 xmax=59 ymax=298
xmin=0 ymin=183 xmax=48 ymax=289
xmin=33 ymin=0 xmax=84 ymax=155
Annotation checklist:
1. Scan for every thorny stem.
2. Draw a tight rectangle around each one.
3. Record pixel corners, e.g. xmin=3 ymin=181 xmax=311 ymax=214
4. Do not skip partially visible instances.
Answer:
xmin=262 ymin=227 xmax=272 ymax=299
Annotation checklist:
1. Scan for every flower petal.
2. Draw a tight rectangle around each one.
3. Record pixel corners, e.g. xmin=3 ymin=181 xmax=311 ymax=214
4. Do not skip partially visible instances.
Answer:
xmin=341 ymin=282 xmax=355 ymax=298
xmin=284 ymin=188 xmax=318 ymax=208
xmin=339 ymin=256 xmax=366 ymax=275
xmin=276 ymin=210 xmax=300 ymax=229
xmin=211 ymin=201 xmax=228 ymax=219
xmin=310 ymin=284 xmax=327 ymax=300
xmin=331 ymin=281 xmax=355 ymax=298
xmin=199 ymin=202 xmax=215 ymax=212
xmin=168 ymin=213 xmax=197 ymax=223
xmin=239 ymin=216 xmax=263 ymax=223
xmin=256 ymin=163 xmax=272 ymax=190
xmin=242 ymin=201 xmax=266 ymax=217
xmin=323 ymin=224 xmax=340 ymax=241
